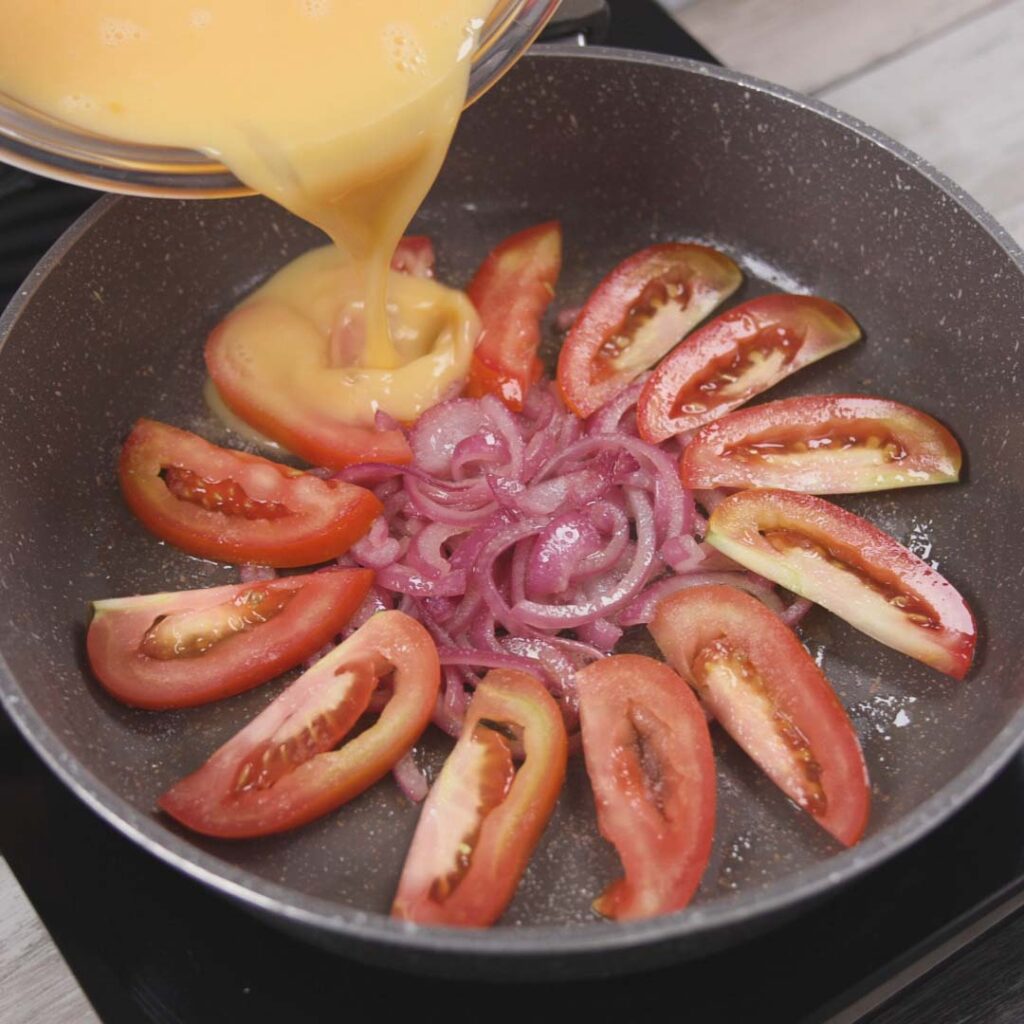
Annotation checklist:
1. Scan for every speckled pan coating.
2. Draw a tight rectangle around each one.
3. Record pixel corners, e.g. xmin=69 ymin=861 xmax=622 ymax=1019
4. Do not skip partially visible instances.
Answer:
xmin=1 ymin=49 xmax=1023 ymax=977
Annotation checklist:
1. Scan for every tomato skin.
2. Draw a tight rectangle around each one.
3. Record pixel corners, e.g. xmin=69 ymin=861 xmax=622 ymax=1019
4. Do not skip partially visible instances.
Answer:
xmin=206 ymin=310 xmax=413 ymax=469
xmin=575 ymin=654 xmax=716 ymax=920
xmin=158 ymin=611 xmax=439 ymax=839
xmin=706 ymin=489 xmax=977 ymax=679
xmin=557 ymin=243 xmax=742 ymax=419
xmin=681 ymin=394 xmax=962 ymax=494
xmin=637 ymin=295 xmax=861 ymax=442
xmin=86 ymin=569 xmax=372 ymax=710
xmin=649 ymin=585 xmax=870 ymax=847
xmin=466 ymin=221 xmax=562 ymax=412
xmin=392 ymin=669 xmax=567 ymax=927
xmin=205 ymin=233 xmax=442 ymax=468
xmin=119 ymin=419 xmax=381 ymax=567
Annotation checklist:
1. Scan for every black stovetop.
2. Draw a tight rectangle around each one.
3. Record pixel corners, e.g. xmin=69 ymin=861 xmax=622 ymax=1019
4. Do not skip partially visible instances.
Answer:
xmin=3 ymin=3 xmax=1024 ymax=1021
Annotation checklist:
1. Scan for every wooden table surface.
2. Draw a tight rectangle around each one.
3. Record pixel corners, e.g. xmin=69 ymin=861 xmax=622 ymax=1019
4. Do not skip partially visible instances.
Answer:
xmin=664 ymin=0 xmax=1024 ymax=245
xmin=2 ymin=3 xmax=1022 ymax=1021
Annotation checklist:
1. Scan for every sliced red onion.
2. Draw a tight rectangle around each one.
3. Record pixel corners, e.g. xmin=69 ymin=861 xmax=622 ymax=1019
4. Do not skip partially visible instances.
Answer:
xmin=405 ymin=522 xmax=465 ymax=578
xmin=346 ymin=586 xmax=393 ymax=634
xmin=392 ymin=750 xmax=429 ymax=803
xmin=438 ymin=647 xmax=545 ymax=677
xmin=476 ymin=516 xmax=551 ymax=630
xmin=404 ymin=474 xmax=496 ymax=527
xmin=586 ymin=373 xmax=650 ymax=435
xmin=479 ymin=394 xmax=526 ymax=479
xmin=510 ymin=489 xmax=657 ymax=629
xmin=410 ymin=398 xmax=490 ymax=478
xmin=468 ymin=611 xmax=504 ymax=653
xmin=349 ymin=516 xmax=401 ymax=569
xmin=536 ymin=434 xmax=691 ymax=541
xmin=239 ymin=564 xmax=277 ymax=583
xmin=574 ymin=617 xmax=623 ymax=652
xmin=433 ymin=668 xmax=469 ymax=737
xmin=336 ymin=382 xmax=720 ymax=717
xmin=781 ymin=597 xmax=814 ymax=627
xmin=374 ymin=409 xmax=403 ymax=434
xmin=375 ymin=563 xmax=468 ymax=597
xmin=488 ymin=463 xmax=611 ymax=517
xmin=573 ymin=500 xmax=630 ymax=578
xmin=554 ymin=305 xmax=582 ymax=332
xmin=526 ymin=511 xmax=602 ymax=597
xmin=450 ymin=432 xmax=510 ymax=480
xmin=618 ymin=570 xmax=786 ymax=627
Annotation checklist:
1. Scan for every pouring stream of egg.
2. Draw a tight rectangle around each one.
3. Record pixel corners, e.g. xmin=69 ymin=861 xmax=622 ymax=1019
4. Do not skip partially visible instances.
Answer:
xmin=0 ymin=1 xmax=493 ymax=432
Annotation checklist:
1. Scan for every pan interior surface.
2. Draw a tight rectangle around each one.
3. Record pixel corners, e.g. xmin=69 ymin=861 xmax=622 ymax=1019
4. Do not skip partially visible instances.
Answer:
xmin=1 ymin=49 xmax=1023 ymax=968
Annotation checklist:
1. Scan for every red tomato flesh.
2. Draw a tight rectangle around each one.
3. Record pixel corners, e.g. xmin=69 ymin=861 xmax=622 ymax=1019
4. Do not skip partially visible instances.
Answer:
xmin=206 ymin=304 xmax=413 ymax=469
xmin=158 ymin=611 xmax=439 ymax=838
xmin=681 ymin=394 xmax=962 ymax=493
xmin=557 ymin=243 xmax=742 ymax=418
xmin=392 ymin=669 xmax=567 ymax=927
xmin=203 ymin=233 xmax=435 ymax=469
xmin=119 ymin=419 xmax=381 ymax=567
xmin=466 ymin=221 xmax=562 ymax=411
xmin=649 ymin=585 xmax=870 ymax=846
xmin=706 ymin=489 xmax=976 ymax=679
xmin=637 ymin=295 xmax=861 ymax=442
xmin=86 ymin=569 xmax=372 ymax=710
xmin=575 ymin=654 xmax=716 ymax=920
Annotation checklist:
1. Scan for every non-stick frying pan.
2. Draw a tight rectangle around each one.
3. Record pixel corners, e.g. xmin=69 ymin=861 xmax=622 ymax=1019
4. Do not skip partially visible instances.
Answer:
xmin=1 ymin=48 xmax=1023 ymax=979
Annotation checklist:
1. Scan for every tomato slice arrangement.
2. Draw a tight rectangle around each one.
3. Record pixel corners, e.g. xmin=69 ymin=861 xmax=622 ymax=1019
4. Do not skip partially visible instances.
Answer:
xmin=159 ymin=611 xmax=439 ymax=839
xmin=636 ymin=295 xmax=862 ymax=442
xmin=466 ymin=221 xmax=563 ymax=411
xmin=85 ymin=227 xmax=984 ymax=928
xmin=392 ymin=669 xmax=567 ymax=926
xmin=705 ymin=489 xmax=977 ymax=679
xmin=575 ymin=654 xmax=716 ymax=919
xmin=650 ymin=586 xmax=870 ymax=846
xmin=119 ymin=418 xmax=381 ymax=567
xmin=87 ymin=569 xmax=372 ymax=709
xmin=681 ymin=395 xmax=962 ymax=494
xmin=557 ymin=243 xmax=742 ymax=418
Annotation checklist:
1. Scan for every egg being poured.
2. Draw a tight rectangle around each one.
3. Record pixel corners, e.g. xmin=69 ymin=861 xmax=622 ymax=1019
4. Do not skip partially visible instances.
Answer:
xmin=0 ymin=0 xmax=494 ymax=462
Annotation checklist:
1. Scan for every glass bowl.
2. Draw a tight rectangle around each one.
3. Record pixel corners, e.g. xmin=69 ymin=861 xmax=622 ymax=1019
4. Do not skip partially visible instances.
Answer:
xmin=0 ymin=0 xmax=560 ymax=198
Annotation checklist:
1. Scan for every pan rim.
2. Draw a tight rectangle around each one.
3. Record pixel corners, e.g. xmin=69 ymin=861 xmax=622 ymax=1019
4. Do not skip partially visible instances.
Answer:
xmin=2 ymin=45 xmax=1023 ymax=961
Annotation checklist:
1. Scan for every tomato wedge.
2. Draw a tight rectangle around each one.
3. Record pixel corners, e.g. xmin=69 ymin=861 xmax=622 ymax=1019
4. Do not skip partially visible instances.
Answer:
xmin=159 ymin=611 xmax=439 ymax=838
xmin=637 ymin=295 xmax=861 ymax=442
xmin=705 ymin=489 xmax=977 ymax=679
xmin=466 ymin=221 xmax=562 ymax=412
xmin=204 ymin=232 xmax=442 ymax=470
xmin=557 ymin=243 xmax=742 ymax=418
xmin=649 ymin=585 xmax=869 ymax=846
xmin=681 ymin=395 xmax=962 ymax=494
xmin=119 ymin=419 xmax=381 ymax=567
xmin=392 ymin=669 xmax=567 ymax=927
xmin=86 ymin=569 xmax=372 ymax=710
xmin=206 ymin=304 xmax=414 ymax=469
xmin=575 ymin=654 xmax=716 ymax=920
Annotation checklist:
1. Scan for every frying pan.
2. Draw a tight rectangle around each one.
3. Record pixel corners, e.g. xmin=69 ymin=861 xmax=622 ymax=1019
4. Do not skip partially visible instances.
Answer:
xmin=2 ymin=47 xmax=1023 ymax=980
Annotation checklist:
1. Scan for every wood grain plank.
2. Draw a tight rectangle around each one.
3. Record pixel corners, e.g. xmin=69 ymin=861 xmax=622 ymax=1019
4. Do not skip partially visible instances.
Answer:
xmin=819 ymin=0 xmax=1024 ymax=243
xmin=666 ymin=0 xmax=1001 ymax=92
xmin=0 ymin=858 xmax=99 ymax=1024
